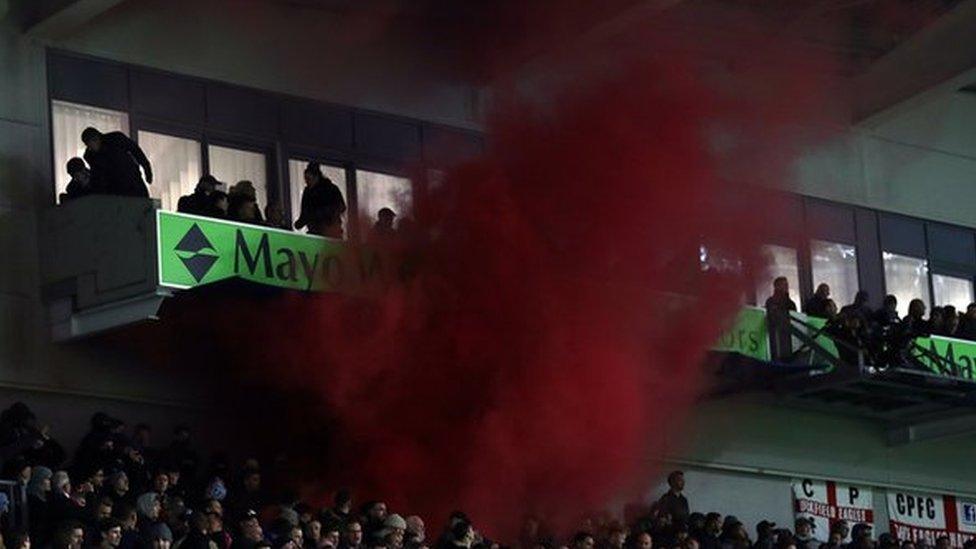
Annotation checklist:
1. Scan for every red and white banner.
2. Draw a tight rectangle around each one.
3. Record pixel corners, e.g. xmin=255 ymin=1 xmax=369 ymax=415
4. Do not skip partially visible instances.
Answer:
xmin=793 ymin=478 xmax=874 ymax=541
xmin=887 ymin=490 xmax=976 ymax=548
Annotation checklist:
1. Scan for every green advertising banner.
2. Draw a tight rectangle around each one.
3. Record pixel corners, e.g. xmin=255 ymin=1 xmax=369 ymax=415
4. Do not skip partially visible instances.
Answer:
xmin=713 ymin=307 xmax=770 ymax=362
xmin=157 ymin=211 xmax=976 ymax=381
xmin=157 ymin=211 xmax=354 ymax=292
xmin=915 ymin=335 xmax=976 ymax=380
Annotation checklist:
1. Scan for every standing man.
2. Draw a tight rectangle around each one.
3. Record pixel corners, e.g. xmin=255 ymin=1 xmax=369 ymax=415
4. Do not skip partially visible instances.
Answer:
xmin=81 ymin=127 xmax=153 ymax=197
xmin=658 ymin=471 xmax=690 ymax=525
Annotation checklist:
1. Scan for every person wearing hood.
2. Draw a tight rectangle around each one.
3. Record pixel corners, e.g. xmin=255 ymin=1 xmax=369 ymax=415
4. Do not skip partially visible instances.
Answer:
xmin=377 ymin=514 xmax=407 ymax=549
xmin=136 ymin=492 xmax=164 ymax=539
xmin=27 ymin=466 xmax=53 ymax=544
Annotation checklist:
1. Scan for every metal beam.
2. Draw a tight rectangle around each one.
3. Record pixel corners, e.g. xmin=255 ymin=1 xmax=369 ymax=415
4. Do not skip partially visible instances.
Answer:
xmin=23 ymin=0 xmax=127 ymax=39
xmin=854 ymin=0 xmax=976 ymax=128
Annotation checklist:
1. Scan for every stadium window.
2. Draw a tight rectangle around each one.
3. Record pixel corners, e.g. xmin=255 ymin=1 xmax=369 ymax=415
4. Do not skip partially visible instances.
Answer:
xmin=138 ymin=131 xmax=201 ymax=212
xmin=287 ymin=159 xmax=347 ymax=229
xmin=51 ymin=100 xmax=129 ymax=202
xmin=207 ymin=145 xmax=269 ymax=210
xmin=882 ymin=252 xmax=930 ymax=317
xmin=356 ymin=169 xmax=413 ymax=228
xmin=932 ymin=273 xmax=974 ymax=311
xmin=699 ymin=244 xmax=743 ymax=274
xmin=810 ymin=240 xmax=858 ymax=308
xmin=755 ymin=244 xmax=800 ymax=306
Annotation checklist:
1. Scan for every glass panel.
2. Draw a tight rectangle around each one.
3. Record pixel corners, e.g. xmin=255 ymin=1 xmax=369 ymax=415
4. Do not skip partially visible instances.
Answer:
xmin=287 ymin=159 xmax=347 ymax=229
xmin=207 ymin=145 xmax=268 ymax=209
xmin=755 ymin=244 xmax=800 ymax=306
xmin=356 ymin=170 xmax=413 ymax=229
xmin=138 ymin=131 xmax=201 ymax=212
xmin=882 ymin=252 xmax=930 ymax=318
xmin=51 ymin=100 xmax=129 ymax=202
xmin=699 ymin=244 xmax=743 ymax=274
xmin=810 ymin=240 xmax=859 ymax=309
xmin=933 ymin=274 xmax=974 ymax=311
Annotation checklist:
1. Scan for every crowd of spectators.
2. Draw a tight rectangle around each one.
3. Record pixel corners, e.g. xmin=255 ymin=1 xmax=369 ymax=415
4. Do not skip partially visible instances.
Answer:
xmin=59 ymin=128 xmax=407 ymax=241
xmin=2 ymin=404 xmax=970 ymax=549
xmin=764 ymin=277 xmax=976 ymax=368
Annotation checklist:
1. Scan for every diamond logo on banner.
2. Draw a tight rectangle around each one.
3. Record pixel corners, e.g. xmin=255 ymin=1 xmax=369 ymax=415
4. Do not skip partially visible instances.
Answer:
xmin=174 ymin=223 xmax=219 ymax=282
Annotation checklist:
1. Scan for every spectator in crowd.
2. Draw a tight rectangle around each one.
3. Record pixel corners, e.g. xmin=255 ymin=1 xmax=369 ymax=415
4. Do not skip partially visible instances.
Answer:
xmin=839 ymin=292 xmax=872 ymax=325
xmin=98 ymin=518 xmax=123 ymax=549
xmin=264 ymin=203 xmax=291 ymax=231
xmin=404 ymin=515 xmax=424 ymax=549
xmin=941 ymin=306 xmax=960 ymax=338
xmin=658 ymin=471 xmax=690 ymax=525
xmin=81 ymin=127 xmax=153 ymax=198
xmin=634 ymin=532 xmax=653 ymax=549
xmin=340 ymin=519 xmax=364 ymax=549
xmin=61 ymin=158 xmax=92 ymax=202
xmin=295 ymin=162 xmax=346 ymax=238
xmin=804 ymin=284 xmax=831 ymax=318
xmin=873 ymin=296 xmax=899 ymax=331
xmin=178 ymin=176 xmax=224 ymax=217
xmin=321 ymin=490 xmax=353 ymax=526
xmin=929 ymin=307 xmax=945 ymax=336
xmin=27 ymin=465 xmax=53 ymax=542
xmin=148 ymin=522 xmax=173 ymax=549
xmin=571 ymin=532 xmax=595 ymax=549
xmin=228 ymin=181 xmax=265 ymax=225
xmin=959 ymin=304 xmax=976 ymax=340
xmin=719 ymin=517 xmax=750 ymax=549
xmin=699 ymin=513 xmax=722 ymax=549
xmin=213 ymin=191 xmax=230 ymax=217
xmin=765 ymin=277 xmax=797 ymax=360
xmin=902 ymin=299 xmax=930 ymax=336
xmin=791 ymin=518 xmax=816 ymax=549
xmin=370 ymin=208 xmax=397 ymax=243
xmin=106 ymin=471 xmax=132 ymax=508
xmin=233 ymin=510 xmax=264 ymax=549
xmin=51 ymin=520 xmax=85 ymax=549
xmin=754 ymin=521 xmax=775 ymax=549
xmin=115 ymin=503 xmax=139 ymax=549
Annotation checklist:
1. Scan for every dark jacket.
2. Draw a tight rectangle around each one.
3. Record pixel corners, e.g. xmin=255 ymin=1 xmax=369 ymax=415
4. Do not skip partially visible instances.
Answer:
xmin=804 ymin=295 xmax=831 ymax=318
xmin=658 ymin=491 xmax=690 ymax=524
xmin=84 ymin=132 xmax=152 ymax=198
xmin=178 ymin=191 xmax=222 ymax=218
xmin=294 ymin=180 xmax=346 ymax=233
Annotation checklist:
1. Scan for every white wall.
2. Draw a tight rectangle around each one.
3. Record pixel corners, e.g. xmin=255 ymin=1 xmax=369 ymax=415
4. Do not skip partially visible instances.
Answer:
xmin=792 ymin=92 xmax=976 ymax=229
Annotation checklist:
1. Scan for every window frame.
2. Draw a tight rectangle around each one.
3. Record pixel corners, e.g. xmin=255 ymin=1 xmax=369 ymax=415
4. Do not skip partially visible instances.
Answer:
xmin=204 ymin=134 xmax=278 ymax=210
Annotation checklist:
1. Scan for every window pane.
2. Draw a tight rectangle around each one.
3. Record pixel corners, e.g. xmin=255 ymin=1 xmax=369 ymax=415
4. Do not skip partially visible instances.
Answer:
xmin=139 ymin=132 xmax=201 ymax=212
xmin=883 ymin=252 xmax=930 ymax=317
xmin=755 ymin=244 xmax=800 ymax=306
xmin=810 ymin=240 xmax=858 ymax=308
xmin=933 ymin=274 xmax=974 ymax=311
xmin=356 ymin=170 xmax=412 ymax=228
xmin=699 ymin=244 xmax=743 ymax=274
xmin=208 ymin=145 xmax=268 ymax=209
xmin=51 ymin=100 xmax=129 ymax=202
xmin=287 ymin=159 xmax=347 ymax=228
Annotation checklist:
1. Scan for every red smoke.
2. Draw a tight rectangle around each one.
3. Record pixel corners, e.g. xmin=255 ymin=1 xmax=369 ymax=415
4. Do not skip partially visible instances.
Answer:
xmin=257 ymin=40 xmax=832 ymax=538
